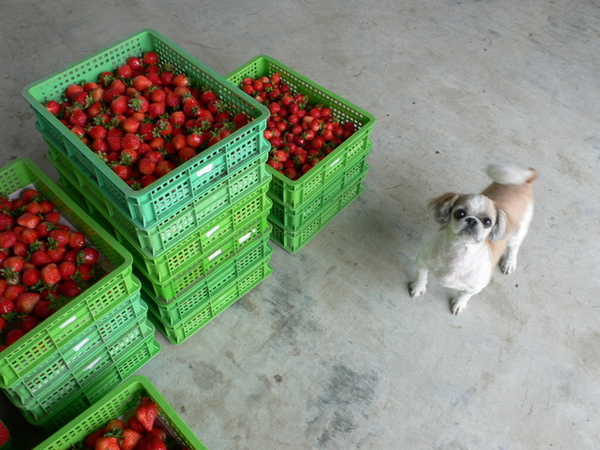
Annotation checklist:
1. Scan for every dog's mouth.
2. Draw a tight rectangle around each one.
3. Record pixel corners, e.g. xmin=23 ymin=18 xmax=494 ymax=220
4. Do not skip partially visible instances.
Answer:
xmin=458 ymin=225 xmax=485 ymax=242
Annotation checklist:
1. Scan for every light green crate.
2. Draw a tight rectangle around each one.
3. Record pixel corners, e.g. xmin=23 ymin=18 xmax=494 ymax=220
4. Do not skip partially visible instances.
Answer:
xmin=0 ymin=158 xmax=138 ymax=389
xmin=270 ymin=181 xmax=365 ymax=253
xmin=32 ymin=375 xmax=206 ymax=449
xmin=23 ymin=28 xmax=270 ymax=229
xmin=227 ymin=54 xmax=376 ymax=208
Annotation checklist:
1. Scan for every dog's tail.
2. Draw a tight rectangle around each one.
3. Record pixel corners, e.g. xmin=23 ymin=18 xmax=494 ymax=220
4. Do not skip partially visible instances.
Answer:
xmin=487 ymin=163 xmax=538 ymax=185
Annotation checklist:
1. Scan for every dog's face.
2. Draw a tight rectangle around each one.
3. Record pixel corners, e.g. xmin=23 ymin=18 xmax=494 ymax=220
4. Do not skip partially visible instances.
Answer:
xmin=429 ymin=193 xmax=507 ymax=243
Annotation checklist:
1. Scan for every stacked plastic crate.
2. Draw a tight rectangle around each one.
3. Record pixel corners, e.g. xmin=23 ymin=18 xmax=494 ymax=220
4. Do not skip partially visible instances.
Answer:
xmin=227 ymin=56 xmax=376 ymax=252
xmin=22 ymin=29 xmax=273 ymax=346
xmin=32 ymin=376 xmax=207 ymax=449
xmin=0 ymin=159 xmax=157 ymax=433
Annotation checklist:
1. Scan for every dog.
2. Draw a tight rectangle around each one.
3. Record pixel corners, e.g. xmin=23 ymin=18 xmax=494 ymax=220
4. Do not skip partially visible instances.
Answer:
xmin=409 ymin=163 xmax=538 ymax=315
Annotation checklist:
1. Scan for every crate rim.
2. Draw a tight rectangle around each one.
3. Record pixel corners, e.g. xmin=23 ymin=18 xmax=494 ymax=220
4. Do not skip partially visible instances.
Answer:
xmin=22 ymin=28 xmax=270 ymax=198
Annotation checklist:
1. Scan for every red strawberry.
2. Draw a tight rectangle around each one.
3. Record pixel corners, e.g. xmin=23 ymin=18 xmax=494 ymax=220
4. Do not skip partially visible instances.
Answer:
xmin=75 ymin=264 xmax=93 ymax=282
xmin=21 ymin=189 xmax=41 ymax=202
xmin=95 ymin=436 xmax=120 ymax=450
xmin=120 ymin=428 xmax=143 ymax=450
xmin=58 ymin=280 xmax=80 ymax=297
xmin=11 ymin=242 xmax=28 ymax=257
xmin=68 ymin=231 xmax=86 ymax=249
xmin=77 ymin=247 xmax=100 ymax=265
xmin=49 ymin=229 xmax=70 ymax=247
xmin=16 ymin=212 xmax=42 ymax=229
xmin=41 ymin=263 xmax=61 ymax=286
xmin=44 ymin=211 xmax=61 ymax=225
xmin=19 ymin=228 xmax=38 ymax=245
xmin=30 ymin=250 xmax=52 ymax=267
xmin=38 ymin=200 xmax=55 ymax=214
xmin=0 ymin=316 xmax=5 ymax=332
xmin=21 ymin=267 xmax=41 ymax=287
xmin=58 ymin=261 xmax=77 ymax=281
xmin=0 ymin=279 xmax=6 ymax=296
xmin=84 ymin=427 xmax=105 ymax=449
xmin=3 ymin=285 xmax=25 ymax=301
xmin=0 ymin=213 xmax=14 ymax=231
xmin=5 ymin=328 xmax=25 ymax=346
xmin=15 ymin=292 xmax=40 ymax=314
xmin=0 ymin=231 xmax=17 ymax=249
xmin=21 ymin=314 xmax=40 ymax=332
xmin=127 ymin=416 xmax=145 ymax=433
xmin=35 ymin=221 xmax=56 ymax=238
xmin=33 ymin=299 xmax=55 ymax=319
xmin=47 ymin=246 xmax=66 ymax=263
xmin=24 ymin=201 xmax=43 ymax=214
xmin=0 ymin=297 xmax=14 ymax=314
xmin=138 ymin=435 xmax=167 ymax=450
xmin=136 ymin=398 xmax=159 ymax=432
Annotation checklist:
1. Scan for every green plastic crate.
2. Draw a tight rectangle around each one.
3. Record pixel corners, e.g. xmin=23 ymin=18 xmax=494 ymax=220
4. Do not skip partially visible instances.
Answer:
xmin=227 ymin=55 xmax=376 ymax=208
xmin=50 ymin=142 xmax=273 ymax=258
xmin=146 ymin=250 xmax=273 ymax=344
xmin=0 ymin=159 xmax=138 ymax=389
xmin=140 ymin=230 xmax=272 ymax=307
xmin=2 ymin=289 xmax=148 ymax=407
xmin=270 ymin=181 xmax=365 ymax=253
xmin=23 ymin=28 xmax=270 ymax=229
xmin=32 ymin=375 xmax=206 ymax=449
xmin=18 ymin=332 xmax=160 ymax=432
xmin=46 ymin=134 xmax=272 ymax=258
xmin=269 ymin=158 xmax=369 ymax=231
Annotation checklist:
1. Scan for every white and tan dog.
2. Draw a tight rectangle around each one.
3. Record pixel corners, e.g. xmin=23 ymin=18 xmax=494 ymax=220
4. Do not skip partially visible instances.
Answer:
xmin=409 ymin=163 xmax=538 ymax=315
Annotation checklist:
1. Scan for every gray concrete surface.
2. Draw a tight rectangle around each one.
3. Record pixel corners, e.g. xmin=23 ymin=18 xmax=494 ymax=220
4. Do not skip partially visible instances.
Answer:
xmin=1 ymin=1 xmax=599 ymax=449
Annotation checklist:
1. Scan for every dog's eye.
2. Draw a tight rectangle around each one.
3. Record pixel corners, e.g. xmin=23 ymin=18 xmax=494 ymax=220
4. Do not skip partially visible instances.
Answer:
xmin=482 ymin=217 xmax=492 ymax=228
xmin=453 ymin=209 xmax=466 ymax=220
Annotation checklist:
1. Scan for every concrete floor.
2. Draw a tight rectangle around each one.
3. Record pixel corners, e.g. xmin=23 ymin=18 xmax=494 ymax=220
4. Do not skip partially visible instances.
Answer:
xmin=1 ymin=1 xmax=599 ymax=448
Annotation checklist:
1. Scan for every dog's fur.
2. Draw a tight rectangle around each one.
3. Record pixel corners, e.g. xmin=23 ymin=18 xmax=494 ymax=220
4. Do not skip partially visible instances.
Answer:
xmin=409 ymin=163 xmax=538 ymax=315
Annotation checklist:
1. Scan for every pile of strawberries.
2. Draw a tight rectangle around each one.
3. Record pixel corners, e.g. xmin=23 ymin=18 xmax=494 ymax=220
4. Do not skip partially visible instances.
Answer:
xmin=44 ymin=51 xmax=251 ymax=190
xmin=0 ymin=188 xmax=103 ymax=350
xmin=238 ymin=72 xmax=357 ymax=180
xmin=81 ymin=397 xmax=188 ymax=450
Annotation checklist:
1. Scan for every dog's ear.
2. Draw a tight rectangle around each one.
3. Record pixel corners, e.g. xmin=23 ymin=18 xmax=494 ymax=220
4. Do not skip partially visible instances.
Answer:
xmin=490 ymin=206 xmax=519 ymax=241
xmin=428 ymin=193 xmax=461 ymax=225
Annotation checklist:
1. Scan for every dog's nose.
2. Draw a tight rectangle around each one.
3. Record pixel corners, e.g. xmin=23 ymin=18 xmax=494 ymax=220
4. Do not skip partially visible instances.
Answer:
xmin=466 ymin=217 xmax=478 ymax=227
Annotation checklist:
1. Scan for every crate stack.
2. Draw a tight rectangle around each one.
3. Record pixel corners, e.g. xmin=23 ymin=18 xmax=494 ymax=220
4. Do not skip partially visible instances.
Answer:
xmin=22 ymin=29 xmax=274 ymax=346
xmin=227 ymin=56 xmax=376 ymax=252
xmin=0 ymin=159 xmax=158 ymax=433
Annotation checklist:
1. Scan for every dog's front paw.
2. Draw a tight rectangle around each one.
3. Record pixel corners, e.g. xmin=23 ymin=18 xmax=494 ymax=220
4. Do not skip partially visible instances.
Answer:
xmin=409 ymin=282 xmax=426 ymax=298
xmin=500 ymin=255 xmax=517 ymax=275
xmin=450 ymin=297 xmax=469 ymax=315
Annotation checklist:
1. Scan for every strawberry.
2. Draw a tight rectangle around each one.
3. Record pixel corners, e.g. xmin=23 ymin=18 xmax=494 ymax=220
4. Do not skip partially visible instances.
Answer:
xmin=74 ymin=264 xmax=94 ymax=282
xmin=19 ymin=228 xmax=38 ymax=245
xmin=15 ymin=292 xmax=40 ymax=314
xmin=105 ymin=419 xmax=125 ymax=433
xmin=138 ymin=434 xmax=167 ymax=450
xmin=48 ymin=229 xmax=70 ymax=247
xmin=58 ymin=280 xmax=80 ymax=297
xmin=95 ymin=436 xmax=120 ymax=450
xmin=21 ymin=267 xmax=41 ymax=287
xmin=24 ymin=201 xmax=43 ymax=214
xmin=5 ymin=328 xmax=24 ymax=346
xmin=120 ymin=428 xmax=143 ymax=450
xmin=20 ymin=189 xmax=41 ymax=203
xmin=21 ymin=315 xmax=40 ymax=332
xmin=84 ymin=428 xmax=105 ymax=449
xmin=0 ymin=279 xmax=6 ymax=296
xmin=58 ymin=261 xmax=77 ymax=281
xmin=0 ymin=317 xmax=5 ymax=332
xmin=35 ymin=221 xmax=56 ymax=238
xmin=33 ymin=299 xmax=55 ymax=319
xmin=0 ymin=231 xmax=17 ymax=249
xmin=44 ymin=211 xmax=61 ymax=225
xmin=126 ymin=416 xmax=145 ymax=433
xmin=0 ymin=213 xmax=14 ymax=231
xmin=47 ymin=246 xmax=66 ymax=263
xmin=41 ymin=263 xmax=61 ymax=286
xmin=38 ymin=200 xmax=55 ymax=214
xmin=16 ymin=212 xmax=42 ymax=229
xmin=68 ymin=231 xmax=86 ymax=249
xmin=11 ymin=242 xmax=28 ymax=257
xmin=0 ymin=297 xmax=14 ymax=314
xmin=77 ymin=247 xmax=100 ymax=265
xmin=30 ymin=250 xmax=52 ymax=267
xmin=136 ymin=398 xmax=159 ymax=432
xmin=3 ymin=285 xmax=25 ymax=301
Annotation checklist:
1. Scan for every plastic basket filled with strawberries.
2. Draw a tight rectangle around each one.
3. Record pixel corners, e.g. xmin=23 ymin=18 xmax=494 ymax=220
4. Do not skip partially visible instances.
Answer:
xmin=227 ymin=55 xmax=376 ymax=208
xmin=32 ymin=375 xmax=206 ymax=450
xmin=22 ymin=29 xmax=270 ymax=228
xmin=0 ymin=158 xmax=138 ymax=388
